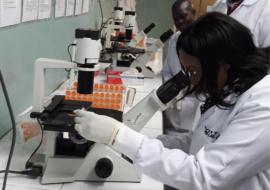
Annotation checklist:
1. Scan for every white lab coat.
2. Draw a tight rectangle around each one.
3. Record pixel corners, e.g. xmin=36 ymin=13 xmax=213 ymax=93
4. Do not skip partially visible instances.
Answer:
xmin=162 ymin=31 xmax=201 ymax=132
xmin=209 ymin=0 xmax=270 ymax=47
xmin=113 ymin=74 xmax=270 ymax=190
xmin=162 ymin=31 xmax=182 ymax=82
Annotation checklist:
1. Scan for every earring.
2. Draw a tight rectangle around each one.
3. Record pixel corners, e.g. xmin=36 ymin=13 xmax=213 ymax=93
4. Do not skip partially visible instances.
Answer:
xmin=192 ymin=71 xmax=197 ymax=75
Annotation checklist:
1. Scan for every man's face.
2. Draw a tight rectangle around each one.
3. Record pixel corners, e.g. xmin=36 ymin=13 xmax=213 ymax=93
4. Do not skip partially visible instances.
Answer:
xmin=172 ymin=1 xmax=195 ymax=31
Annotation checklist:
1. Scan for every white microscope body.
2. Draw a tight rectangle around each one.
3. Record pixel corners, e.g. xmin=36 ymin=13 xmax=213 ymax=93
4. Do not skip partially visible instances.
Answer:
xmin=32 ymin=61 xmax=189 ymax=184
xmin=31 ymin=23 xmax=188 ymax=184
xmin=31 ymin=29 xmax=142 ymax=184
xmin=126 ymin=30 xmax=173 ymax=78
xmin=123 ymin=71 xmax=190 ymax=131
xmin=102 ymin=7 xmax=136 ymax=49
xmin=110 ymin=29 xmax=174 ymax=78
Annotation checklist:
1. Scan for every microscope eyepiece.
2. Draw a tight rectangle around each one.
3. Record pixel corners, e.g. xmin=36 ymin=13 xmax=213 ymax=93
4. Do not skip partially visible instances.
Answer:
xmin=160 ymin=29 xmax=174 ymax=43
xmin=144 ymin=23 xmax=156 ymax=34
xmin=156 ymin=71 xmax=190 ymax=104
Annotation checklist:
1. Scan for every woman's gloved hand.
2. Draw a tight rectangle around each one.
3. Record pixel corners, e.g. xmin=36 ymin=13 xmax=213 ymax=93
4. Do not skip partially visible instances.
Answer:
xmin=74 ymin=109 xmax=123 ymax=145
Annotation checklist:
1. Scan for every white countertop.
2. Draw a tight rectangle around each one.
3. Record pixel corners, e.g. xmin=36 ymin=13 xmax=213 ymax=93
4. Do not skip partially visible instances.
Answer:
xmin=0 ymin=74 xmax=164 ymax=190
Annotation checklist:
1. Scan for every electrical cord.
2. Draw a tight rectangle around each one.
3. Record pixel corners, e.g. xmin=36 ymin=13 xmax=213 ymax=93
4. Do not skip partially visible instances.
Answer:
xmin=0 ymin=170 xmax=25 ymax=174
xmin=0 ymin=170 xmax=20 ymax=174
xmin=0 ymin=168 xmax=41 ymax=178
xmin=100 ymin=17 xmax=113 ymax=31
xmin=66 ymin=43 xmax=76 ymax=77
xmin=24 ymin=119 xmax=44 ymax=170
xmin=0 ymin=70 xmax=16 ymax=190
xmin=67 ymin=43 xmax=76 ymax=62
xmin=98 ymin=0 xmax=104 ymax=31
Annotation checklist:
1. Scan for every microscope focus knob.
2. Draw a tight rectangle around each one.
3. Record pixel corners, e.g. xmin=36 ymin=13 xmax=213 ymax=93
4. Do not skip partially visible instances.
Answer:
xmin=95 ymin=157 xmax=113 ymax=178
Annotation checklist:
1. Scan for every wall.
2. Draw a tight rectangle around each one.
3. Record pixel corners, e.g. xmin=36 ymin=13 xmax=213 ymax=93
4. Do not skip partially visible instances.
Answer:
xmin=0 ymin=0 xmax=116 ymax=138
xmin=136 ymin=0 xmax=174 ymax=38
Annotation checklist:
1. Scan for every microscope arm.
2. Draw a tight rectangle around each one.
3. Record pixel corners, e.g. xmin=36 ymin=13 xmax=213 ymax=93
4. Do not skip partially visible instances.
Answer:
xmin=128 ymin=29 xmax=174 ymax=78
xmin=128 ymin=23 xmax=156 ymax=48
xmin=123 ymin=90 xmax=167 ymax=131
xmin=32 ymin=58 xmax=76 ymax=112
xmin=123 ymin=71 xmax=189 ymax=131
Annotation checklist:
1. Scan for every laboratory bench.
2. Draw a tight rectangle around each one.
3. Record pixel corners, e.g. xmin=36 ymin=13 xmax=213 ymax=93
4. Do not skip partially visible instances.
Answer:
xmin=0 ymin=74 xmax=164 ymax=190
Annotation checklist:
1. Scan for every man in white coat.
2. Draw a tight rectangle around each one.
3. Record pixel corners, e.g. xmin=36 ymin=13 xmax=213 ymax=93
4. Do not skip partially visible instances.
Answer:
xmin=74 ymin=13 xmax=270 ymax=190
xmin=161 ymin=0 xmax=198 ymax=136
xmin=209 ymin=0 xmax=270 ymax=47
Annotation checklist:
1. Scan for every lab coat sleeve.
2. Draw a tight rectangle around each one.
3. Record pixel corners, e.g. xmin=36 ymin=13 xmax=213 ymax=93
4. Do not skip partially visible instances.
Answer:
xmin=161 ymin=32 xmax=182 ymax=82
xmin=156 ymin=132 xmax=192 ymax=153
xmin=113 ymin=88 xmax=270 ymax=190
xmin=259 ymin=10 xmax=270 ymax=47
xmin=162 ymin=41 xmax=174 ymax=82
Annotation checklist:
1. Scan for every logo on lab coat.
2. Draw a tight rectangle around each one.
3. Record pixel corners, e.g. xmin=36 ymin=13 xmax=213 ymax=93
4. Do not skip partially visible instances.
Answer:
xmin=204 ymin=126 xmax=220 ymax=140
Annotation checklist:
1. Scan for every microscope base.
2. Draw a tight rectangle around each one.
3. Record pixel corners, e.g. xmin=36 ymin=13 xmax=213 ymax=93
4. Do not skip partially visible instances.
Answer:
xmin=41 ymin=143 xmax=141 ymax=184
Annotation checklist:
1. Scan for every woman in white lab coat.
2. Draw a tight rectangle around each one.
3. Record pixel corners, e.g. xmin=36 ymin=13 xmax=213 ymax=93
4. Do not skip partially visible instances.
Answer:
xmin=74 ymin=12 xmax=270 ymax=190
